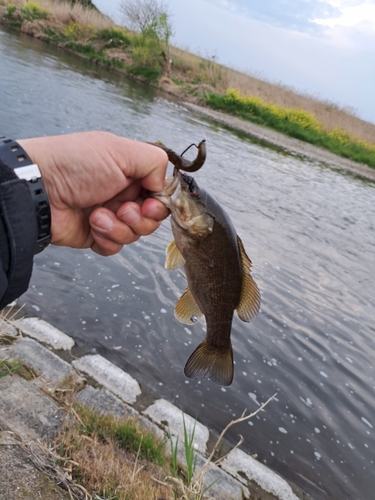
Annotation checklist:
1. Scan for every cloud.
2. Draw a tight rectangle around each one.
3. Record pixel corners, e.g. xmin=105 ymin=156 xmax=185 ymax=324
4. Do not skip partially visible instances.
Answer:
xmin=207 ymin=0 xmax=342 ymax=32
xmin=315 ymin=1 xmax=375 ymax=30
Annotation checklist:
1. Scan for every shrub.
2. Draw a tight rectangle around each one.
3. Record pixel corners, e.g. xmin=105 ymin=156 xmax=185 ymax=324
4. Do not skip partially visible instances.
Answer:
xmin=63 ymin=21 xmax=95 ymax=41
xmin=20 ymin=1 xmax=49 ymax=21
xmin=96 ymin=27 xmax=131 ymax=48
xmin=5 ymin=5 xmax=17 ymax=18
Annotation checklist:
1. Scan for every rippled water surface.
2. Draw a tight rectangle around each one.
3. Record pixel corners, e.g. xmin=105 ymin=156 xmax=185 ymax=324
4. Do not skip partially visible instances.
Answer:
xmin=2 ymin=29 xmax=375 ymax=499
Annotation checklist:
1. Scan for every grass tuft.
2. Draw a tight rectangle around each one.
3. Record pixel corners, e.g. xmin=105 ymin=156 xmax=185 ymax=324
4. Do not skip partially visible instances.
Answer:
xmin=183 ymin=413 xmax=197 ymax=485
xmin=55 ymin=402 xmax=172 ymax=499
xmin=0 ymin=358 xmax=22 ymax=379
xmin=72 ymin=403 xmax=167 ymax=465
xmin=96 ymin=26 xmax=132 ymax=48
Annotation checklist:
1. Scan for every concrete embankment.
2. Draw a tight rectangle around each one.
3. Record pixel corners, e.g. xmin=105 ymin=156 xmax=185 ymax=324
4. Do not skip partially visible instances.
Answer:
xmin=0 ymin=314 xmax=312 ymax=500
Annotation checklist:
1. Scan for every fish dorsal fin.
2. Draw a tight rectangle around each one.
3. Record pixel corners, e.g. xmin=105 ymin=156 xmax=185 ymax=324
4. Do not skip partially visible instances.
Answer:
xmin=165 ymin=240 xmax=185 ymax=270
xmin=236 ymin=236 xmax=261 ymax=322
xmin=174 ymin=287 xmax=203 ymax=325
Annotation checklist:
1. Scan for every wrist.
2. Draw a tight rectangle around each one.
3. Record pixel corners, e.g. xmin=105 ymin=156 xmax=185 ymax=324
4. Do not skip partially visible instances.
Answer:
xmin=0 ymin=137 xmax=52 ymax=254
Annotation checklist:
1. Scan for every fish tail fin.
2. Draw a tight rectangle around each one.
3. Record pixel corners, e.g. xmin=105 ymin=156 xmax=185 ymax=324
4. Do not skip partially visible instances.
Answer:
xmin=184 ymin=339 xmax=234 ymax=386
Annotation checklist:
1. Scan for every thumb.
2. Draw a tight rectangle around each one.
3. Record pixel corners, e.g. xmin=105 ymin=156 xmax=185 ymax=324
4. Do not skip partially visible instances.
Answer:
xmin=118 ymin=140 xmax=168 ymax=192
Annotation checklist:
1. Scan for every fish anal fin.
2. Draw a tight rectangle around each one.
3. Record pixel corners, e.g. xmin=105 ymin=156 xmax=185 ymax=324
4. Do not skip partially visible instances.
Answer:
xmin=174 ymin=287 xmax=203 ymax=325
xmin=184 ymin=339 xmax=234 ymax=386
xmin=236 ymin=236 xmax=261 ymax=322
xmin=165 ymin=240 xmax=185 ymax=270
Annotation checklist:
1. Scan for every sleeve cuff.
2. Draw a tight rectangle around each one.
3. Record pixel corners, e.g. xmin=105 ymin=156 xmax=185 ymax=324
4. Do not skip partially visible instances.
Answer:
xmin=0 ymin=176 xmax=38 ymax=308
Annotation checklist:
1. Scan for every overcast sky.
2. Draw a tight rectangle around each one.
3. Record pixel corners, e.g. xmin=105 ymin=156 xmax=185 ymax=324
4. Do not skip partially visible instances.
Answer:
xmin=93 ymin=0 xmax=375 ymax=125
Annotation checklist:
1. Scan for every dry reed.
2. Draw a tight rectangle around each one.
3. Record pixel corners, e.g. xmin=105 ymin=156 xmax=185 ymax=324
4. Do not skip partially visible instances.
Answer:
xmin=170 ymin=44 xmax=375 ymax=145
xmin=56 ymin=426 xmax=172 ymax=499
xmin=6 ymin=0 xmax=113 ymax=30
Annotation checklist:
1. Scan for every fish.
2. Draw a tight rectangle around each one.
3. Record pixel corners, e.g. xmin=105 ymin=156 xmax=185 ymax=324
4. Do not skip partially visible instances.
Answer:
xmin=152 ymin=142 xmax=260 ymax=386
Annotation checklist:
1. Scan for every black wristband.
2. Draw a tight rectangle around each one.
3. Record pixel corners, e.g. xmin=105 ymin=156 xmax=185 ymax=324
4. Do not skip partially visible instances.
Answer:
xmin=0 ymin=137 xmax=51 ymax=254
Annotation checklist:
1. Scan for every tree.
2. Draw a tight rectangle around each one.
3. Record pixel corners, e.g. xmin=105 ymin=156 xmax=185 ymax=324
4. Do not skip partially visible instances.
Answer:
xmin=120 ymin=0 xmax=173 ymax=75
xmin=120 ymin=0 xmax=171 ymax=35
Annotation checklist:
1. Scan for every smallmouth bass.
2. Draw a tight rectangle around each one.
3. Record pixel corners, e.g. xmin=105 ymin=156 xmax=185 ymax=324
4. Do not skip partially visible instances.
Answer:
xmin=153 ymin=143 xmax=260 ymax=386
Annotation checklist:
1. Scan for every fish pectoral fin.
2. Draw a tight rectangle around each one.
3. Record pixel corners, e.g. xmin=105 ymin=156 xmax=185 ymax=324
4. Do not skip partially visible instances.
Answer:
xmin=236 ymin=236 xmax=261 ymax=322
xmin=184 ymin=339 xmax=234 ymax=386
xmin=165 ymin=240 xmax=185 ymax=270
xmin=174 ymin=287 xmax=203 ymax=325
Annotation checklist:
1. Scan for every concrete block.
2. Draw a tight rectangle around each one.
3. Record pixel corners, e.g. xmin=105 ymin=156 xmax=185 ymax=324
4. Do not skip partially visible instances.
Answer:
xmin=144 ymin=398 xmax=209 ymax=455
xmin=193 ymin=453 xmax=247 ymax=500
xmin=0 ymin=375 xmax=66 ymax=443
xmin=221 ymin=447 xmax=298 ymax=500
xmin=72 ymin=354 xmax=141 ymax=404
xmin=76 ymin=386 xmax=137 ymax=418
xmin=2 ymin=337 xmax=81 ymax=390
xmin=0 ymin=318 xmax=18 ymax=337
xmin=13 ymin=317 xmax=74 ymax=351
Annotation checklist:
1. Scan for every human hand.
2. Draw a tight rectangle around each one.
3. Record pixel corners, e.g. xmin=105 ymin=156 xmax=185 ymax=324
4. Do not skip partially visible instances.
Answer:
xmin=18 ymin=131 xmax=169 ymax=256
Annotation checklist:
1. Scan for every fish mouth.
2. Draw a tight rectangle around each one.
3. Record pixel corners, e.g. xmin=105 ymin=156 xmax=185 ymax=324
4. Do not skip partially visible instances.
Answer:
xmin=179 ymin=172 xmax=195 ymax=192
xmin=150 ymin=170 xmax=182 ymax=209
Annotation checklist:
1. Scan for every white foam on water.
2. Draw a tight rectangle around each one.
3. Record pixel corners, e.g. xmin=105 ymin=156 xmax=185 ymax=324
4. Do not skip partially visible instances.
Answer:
xmin=248 ymin=392 xmax=260 ymax=406
xmin=361 ymin=417 xmax=373 ymax=429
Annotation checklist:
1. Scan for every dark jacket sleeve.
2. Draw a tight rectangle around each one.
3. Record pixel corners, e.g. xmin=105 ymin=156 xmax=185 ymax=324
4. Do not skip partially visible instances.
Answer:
xmin=0 ymin=159 xmax=38 ymax=309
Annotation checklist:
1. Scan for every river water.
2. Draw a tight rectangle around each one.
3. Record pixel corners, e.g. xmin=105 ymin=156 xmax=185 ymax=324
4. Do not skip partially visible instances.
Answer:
xmin=1 ymin=28 xmax=375 ymax=499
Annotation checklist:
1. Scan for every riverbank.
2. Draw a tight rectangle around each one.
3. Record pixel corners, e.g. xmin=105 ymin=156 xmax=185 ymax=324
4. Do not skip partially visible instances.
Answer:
xmin=1 ymin=0 xmax=375 ymax=175
xmin=0 ymin=310 xmax=311 ymax=500
xmin=182 ymin=103 xmax=375 ymax=182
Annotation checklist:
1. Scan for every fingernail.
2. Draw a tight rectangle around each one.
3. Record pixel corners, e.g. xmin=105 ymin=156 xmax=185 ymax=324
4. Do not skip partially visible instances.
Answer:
xmin=93 ymin=212 xmax=114 ymax=232
xmin=120 ymin=208 xmax=141 ymax=226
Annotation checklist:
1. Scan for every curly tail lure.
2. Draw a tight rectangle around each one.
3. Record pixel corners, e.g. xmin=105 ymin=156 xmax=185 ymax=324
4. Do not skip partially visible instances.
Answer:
xmin=152 ymin=140 xmax=206 ymax=173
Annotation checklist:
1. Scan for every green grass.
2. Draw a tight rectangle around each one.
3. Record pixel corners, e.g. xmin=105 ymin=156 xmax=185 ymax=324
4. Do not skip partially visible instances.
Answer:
xmin=127 ymin=65 xmax=161 ymax=81
xmin=0 ymin=358 xmax=22 ymax=379
xmin=66 ymin=41 xmax=125 ymax=69
xmin=63 ymin=26 xmax=164 ymax=80
xmin=96 ymin=27 xmax=132 ymax=48
xmin=204 ymin=89 xmax=375 ymax=168
xmin=75 ymin=403 xmax=167 ymax=466
xmin=182 ymin=414 xmax=197 ymax=485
